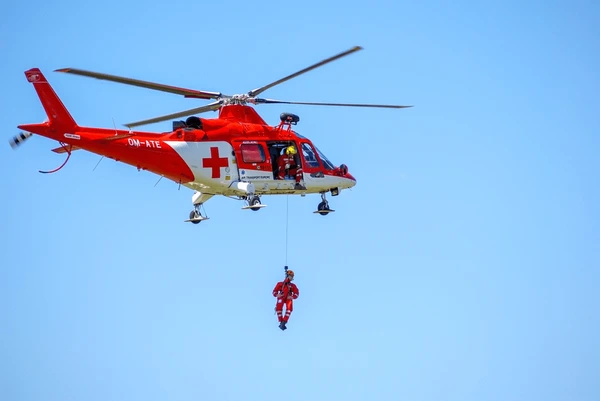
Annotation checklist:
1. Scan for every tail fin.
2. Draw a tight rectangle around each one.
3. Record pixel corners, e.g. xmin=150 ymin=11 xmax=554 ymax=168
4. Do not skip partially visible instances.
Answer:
xmin=24 ymin=68 xmax=77 ymax=130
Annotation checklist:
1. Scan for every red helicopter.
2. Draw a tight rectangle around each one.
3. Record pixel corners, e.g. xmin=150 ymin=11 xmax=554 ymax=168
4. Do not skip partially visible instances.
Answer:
xmin=11 ymin=46 xmax=410 ymax=223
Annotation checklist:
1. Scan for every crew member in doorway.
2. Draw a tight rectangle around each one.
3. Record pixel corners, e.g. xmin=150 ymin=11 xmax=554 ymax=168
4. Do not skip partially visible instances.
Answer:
xmin=272 ymin=270 xmax=300 ymax=330
xmin=277 ymin=146 xmax=306 ymax=190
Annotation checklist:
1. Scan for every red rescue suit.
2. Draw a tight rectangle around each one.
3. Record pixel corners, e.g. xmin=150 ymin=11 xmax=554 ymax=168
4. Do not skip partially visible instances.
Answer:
xmin=273 ymin=279 xmax=299 ymax=323
xmin=277 ymin=154 xmax=303 ymax=184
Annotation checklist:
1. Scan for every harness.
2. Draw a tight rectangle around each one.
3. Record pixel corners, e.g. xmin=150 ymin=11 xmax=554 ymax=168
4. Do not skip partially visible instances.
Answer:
xmin=276 ymin=266 xmax=295 ymax=299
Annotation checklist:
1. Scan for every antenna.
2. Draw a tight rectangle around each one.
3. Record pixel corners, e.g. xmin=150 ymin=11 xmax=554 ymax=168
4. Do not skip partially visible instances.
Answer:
xmin=94 ymin=117 xmax=118 ymax=171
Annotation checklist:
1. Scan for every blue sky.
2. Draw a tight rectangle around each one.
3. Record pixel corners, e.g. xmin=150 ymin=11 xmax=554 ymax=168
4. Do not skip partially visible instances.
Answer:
xmin=1 ymin=1 xmax=599 ymax=400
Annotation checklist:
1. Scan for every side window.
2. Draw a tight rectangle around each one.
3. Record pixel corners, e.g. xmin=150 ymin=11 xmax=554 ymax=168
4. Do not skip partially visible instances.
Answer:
xmin=301 ymin=143 xmax=320 ymax=168
xmin=240 ymin=143 xmax=265 ymax=163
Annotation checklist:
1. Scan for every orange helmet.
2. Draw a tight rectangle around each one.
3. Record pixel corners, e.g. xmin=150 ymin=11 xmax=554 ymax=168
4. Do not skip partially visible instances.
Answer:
xmin=285 ymin=146 xmax=297 ymax=156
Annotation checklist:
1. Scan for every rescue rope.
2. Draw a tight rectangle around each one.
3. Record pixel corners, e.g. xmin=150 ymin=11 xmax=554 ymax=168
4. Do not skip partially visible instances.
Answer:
xmin=285 ymin=195 xmax=289 ymax=267
xmin=276 ymin=199 xmax=290 ymax=316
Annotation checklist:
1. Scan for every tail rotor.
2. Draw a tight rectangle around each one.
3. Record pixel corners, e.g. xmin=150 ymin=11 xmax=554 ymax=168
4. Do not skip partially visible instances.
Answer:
xmin=9 ymin=131 xmax=33 ymax=149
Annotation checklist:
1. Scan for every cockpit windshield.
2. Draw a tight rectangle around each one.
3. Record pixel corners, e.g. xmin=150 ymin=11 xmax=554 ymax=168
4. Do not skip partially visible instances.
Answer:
xmin=295 ymin=132 xmax=335 ymax=170
xmin=315 ymin=147 xmax=335 ymax=170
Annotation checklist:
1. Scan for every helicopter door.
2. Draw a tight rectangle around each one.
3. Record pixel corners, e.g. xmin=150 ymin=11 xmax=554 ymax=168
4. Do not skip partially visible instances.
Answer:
xmin=233 ymin=141 xmax=274 ymax=181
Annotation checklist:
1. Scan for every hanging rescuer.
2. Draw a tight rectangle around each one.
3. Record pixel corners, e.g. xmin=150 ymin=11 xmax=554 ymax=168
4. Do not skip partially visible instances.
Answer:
xmin=272 ymin=269 xmax=300 ymax=331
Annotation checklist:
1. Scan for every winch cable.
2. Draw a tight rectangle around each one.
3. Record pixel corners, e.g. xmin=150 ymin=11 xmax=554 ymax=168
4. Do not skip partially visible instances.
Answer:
xmin=275 ymin=196 xmax=290 ymax=316
xmin=284 ymin=195 xmax=289 ymax=270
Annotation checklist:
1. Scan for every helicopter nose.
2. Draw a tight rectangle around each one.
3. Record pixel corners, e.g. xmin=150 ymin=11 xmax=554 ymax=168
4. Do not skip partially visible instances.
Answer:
xmin=346 ymin=172 xmax=357 ymax=187
xmin=336 ymin=164 xmax=356 ymax=188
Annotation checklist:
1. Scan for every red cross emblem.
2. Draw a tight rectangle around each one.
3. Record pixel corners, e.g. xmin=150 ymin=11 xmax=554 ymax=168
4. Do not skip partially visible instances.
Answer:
xmin=202 ymin=146 xmax=229 ymax=178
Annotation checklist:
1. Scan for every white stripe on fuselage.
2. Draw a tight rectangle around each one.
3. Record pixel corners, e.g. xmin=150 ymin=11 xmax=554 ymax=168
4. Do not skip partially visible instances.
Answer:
xmin=167 ymin=140 xmax=355 ymax=195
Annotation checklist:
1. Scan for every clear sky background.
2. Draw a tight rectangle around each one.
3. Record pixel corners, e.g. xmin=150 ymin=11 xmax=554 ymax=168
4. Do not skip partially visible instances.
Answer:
xmin=1 ymin=1 xmax=599 ymax=400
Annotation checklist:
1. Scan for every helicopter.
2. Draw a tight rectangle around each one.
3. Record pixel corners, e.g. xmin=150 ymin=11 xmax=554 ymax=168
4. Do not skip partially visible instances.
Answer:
xmin=11 ymin=46 xmax=411 ymax=223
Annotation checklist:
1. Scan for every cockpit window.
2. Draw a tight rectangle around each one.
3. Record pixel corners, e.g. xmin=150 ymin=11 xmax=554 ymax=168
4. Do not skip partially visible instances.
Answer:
xmin=301 ymin=143 xmax=320 ymax=168
xmin=315 ymin=147 xmax=335 ymax=170
xmin=240 ymin=143 xmax=265 ymax=163
xmin=295 ymin=132 xmax=335 ymax=169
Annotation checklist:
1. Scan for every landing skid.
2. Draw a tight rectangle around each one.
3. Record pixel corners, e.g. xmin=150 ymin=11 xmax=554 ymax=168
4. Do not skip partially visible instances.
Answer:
xmin=313 ymin=208 xmax=335 ymax=215
xmin=187 ymin=205 xmax=208 ymax=224
xmin=243 ymin=195 xmax=265 ymax=212
xmin=242 ymin=204 xmax=267 ymax=210
xmin=314 ymin=193 xmax=334 ymax=216
xmin=185 ymin=216 xmax=210 ymax=223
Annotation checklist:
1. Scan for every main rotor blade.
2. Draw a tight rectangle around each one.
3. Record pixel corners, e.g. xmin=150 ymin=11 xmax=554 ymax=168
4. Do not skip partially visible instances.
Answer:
xmin=254 ymin=98 xmax=413 ymax=109
xmin=248 ymin=46 xmax=364 ymax=97
xmin=124 ymin=101 xmax=223 ymax=128
xmin=55 ymin=68 xmax=222 ymax=100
